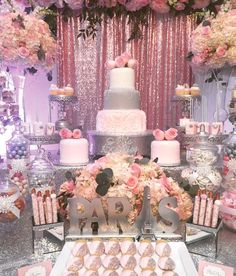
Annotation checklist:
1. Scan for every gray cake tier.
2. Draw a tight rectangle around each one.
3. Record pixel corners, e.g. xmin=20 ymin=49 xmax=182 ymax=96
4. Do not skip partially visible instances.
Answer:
xmin=88 ymin=130 xmax=154 ymax=157
xmin=104 ymin=88 xmax=140 ymax=109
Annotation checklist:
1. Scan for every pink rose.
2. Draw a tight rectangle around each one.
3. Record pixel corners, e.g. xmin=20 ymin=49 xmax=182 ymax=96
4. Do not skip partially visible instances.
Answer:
xmin=150 ymin=0 xmax=170 ymax=13
xmin=87 ymin=164 xmax=101 ymax=175
xmin=132 ymin=186 xmax=139 ymax=195
xmin=18 ymin=47 xmax=30 ymax=58
xmin=73 ymin=129 xmax=82 ymax=139
xmin=59 ymin=128 xmax=73 ymax=139
xmin=115 ymin=56 xmax=126 ymax=67
xmin=201 ymin=26 xmax=211 ymax=35
xmin=126 ymin=176 xmax=138 ymax=190
xmin=121 ymin=52 xmax=132 ymax=63
xmin=175 ymin=2 xmax=185 ymax=10
xmin=216 ymin=46 xmax=226 ymax=57
xmin=107 ymin=60 xmax=116 ymax=69
xmin=153 ymin=128 xmax=165 ymax=141
xmin=130 ymin=163 xmax=141 ymax=178
xmin=127 ymin=59 xmax=138 ymax=68
xmin=164 ymin=128 xmax=178 ymax=140
xmin=161 ymin=175 xmax=172 ymax=193
xmin=61 ymin=180 xmax=75 ymax=192
xmin=192 ymin=54 xmax=204 ymax=64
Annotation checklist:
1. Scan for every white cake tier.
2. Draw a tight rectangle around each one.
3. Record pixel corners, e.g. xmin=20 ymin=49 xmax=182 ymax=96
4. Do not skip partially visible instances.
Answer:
xmin=96 ymin=110 xmax=146 ymax=133
xmin=151 ymin=140 xmax=180 ymax=166
xmin=60 ymin=138 xmax=89 ymax=165
xmin=110 ymin=68 xmax=135 ymax=89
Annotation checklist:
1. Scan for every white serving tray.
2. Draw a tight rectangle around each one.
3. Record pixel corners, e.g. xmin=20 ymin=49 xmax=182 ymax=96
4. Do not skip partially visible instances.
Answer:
xmin=51 ymin=241 xmax=198 ymax=276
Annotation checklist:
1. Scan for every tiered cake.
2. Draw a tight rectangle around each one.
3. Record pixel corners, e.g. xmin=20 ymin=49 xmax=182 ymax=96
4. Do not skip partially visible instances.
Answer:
xmin=88 ymin=54 xmax=153 ymax=157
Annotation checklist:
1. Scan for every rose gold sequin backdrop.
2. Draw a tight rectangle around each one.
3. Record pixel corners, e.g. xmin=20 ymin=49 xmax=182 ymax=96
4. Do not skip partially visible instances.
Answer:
xmin=57 ymin=12 xmax=196 ymax=132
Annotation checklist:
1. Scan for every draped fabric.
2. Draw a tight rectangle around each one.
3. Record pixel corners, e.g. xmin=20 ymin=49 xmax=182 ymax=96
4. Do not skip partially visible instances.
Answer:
xmin=57 ymin=12 xmax=196 ymax=132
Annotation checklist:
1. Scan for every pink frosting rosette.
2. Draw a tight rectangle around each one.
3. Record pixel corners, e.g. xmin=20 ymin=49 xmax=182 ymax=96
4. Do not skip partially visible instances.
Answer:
xmin=153 ymin=128 xmax=165 ymax=141
xmin=73 ymin=129 xmax=82 ymax=139
xmin=164 ymin=128 xmax=178 ymax=140
xmin=59 ymin=128 xmax=73 ymax=139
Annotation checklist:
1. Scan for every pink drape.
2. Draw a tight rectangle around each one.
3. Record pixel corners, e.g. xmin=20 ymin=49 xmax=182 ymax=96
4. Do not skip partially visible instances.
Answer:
xmin=57 ymin=12 xmax=196 ymax=132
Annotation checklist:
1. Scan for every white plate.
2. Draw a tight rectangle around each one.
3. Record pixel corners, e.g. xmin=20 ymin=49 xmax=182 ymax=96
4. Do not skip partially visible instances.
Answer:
xmin=50 ymin=241 xmax=198 ymax=276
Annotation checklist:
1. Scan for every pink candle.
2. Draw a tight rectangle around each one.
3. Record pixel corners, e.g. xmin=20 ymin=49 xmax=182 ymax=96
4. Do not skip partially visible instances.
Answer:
xmin=204 ymin=192 xmax=213 ymax=227
xmin=198 ymin=193 xmax=207 ymax=225
xmin=45 ymin=190 xmax=53 ymax=224
xmin=211 ymin=198 xmax=221 ymax=228
xmin=31 ymin=189 xmax=39 ymax=225
xmin=193 ymin=190 xmax=201 ymax=224
xmin=37 ymin=191 xmax=45 ymax=225
xmin=51 ymin=191 xmax=58 ymax=223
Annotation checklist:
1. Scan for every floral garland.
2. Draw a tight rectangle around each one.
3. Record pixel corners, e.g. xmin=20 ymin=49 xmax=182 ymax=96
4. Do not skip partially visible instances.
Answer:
xmin=0 ymin=11 xmax=58 ymax=74
xmin=5 ymin=0 xmax=224 ymax=40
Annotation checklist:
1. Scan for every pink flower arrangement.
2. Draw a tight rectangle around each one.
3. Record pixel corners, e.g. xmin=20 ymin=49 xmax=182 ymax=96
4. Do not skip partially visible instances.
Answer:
xmin=189 ymin=9 xmax=236 ymax=70
xmin=0 ymin=12 xmax=58 ymax=72
xmin=107 ymin=52 xmax=138 ymax=69
xmin=71 ymin=153 xmax=193 ymax=224
xmin=153 ymin=128 xmax=178 ymax=140
xmin=59 ymin=128 xmax=82 ymax=139
xmin=220 ymin=190 xmax=236 ymax=231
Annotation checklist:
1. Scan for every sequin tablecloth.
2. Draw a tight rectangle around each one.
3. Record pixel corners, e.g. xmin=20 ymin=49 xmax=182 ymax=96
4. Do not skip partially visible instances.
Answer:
xmin=0 ymin=167 xmax=236 ymax=275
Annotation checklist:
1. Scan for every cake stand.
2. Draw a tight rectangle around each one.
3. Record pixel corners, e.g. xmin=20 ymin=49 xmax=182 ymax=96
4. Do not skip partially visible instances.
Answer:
xmin=48 ymin=95 xmax=78 ymax=130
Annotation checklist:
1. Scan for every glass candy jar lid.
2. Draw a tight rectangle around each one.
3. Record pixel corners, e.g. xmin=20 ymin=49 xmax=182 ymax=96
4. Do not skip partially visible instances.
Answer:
xmin=28 ymin=148 xmax=55 ymax=189
xmin=187 ymin=124 xmax=219 ymax=166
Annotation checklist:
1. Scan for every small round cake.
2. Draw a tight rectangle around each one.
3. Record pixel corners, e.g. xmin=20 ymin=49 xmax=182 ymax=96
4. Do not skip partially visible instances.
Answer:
xmin=155 ymin=240 xmax=171 ymax=257
xmin=140 ymin=270 xmax=157 ymax=276
xmin=158 ymin=257 xmax=176 ymax=271
xmin=121 ymin=270 xmax=138 ymax=276
xmin=163 ymin=271 xmax=179 ymax=276
xmin=84 ymin=270 xmax=99 ymax=276
xmin=138 ymin=240 xmax=154 ymax=257
xmin=105 ymin=238 xmax=120 ymax=255
xmin=60 ymin=138 xmax=89 ymax=165
xmin=103 ymin=270 xmax=119 ymax=276
xmin=84 ymin=255 xmax=102 ymax=270
xmin=120 ymin=239 xmax=136 ymax=255
xmin=120 ymin=255 xmax=137 ymax=270
xmin=102 ymin=255 xmax=120 ymax=270
xmin=66 ymin=257 xmax=83 ymax=272
xmin=139 ymin=256 xmax=156 ymax=271
xmin=88 ymin=239 xmax=105 ymax=256
xmin=72 ymin=240 xmax=88 ymax=257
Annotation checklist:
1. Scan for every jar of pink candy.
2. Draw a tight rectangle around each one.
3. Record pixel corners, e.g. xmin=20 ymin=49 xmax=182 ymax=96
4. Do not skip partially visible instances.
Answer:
xmin=220 ymin=190 xmax=236 ymax=231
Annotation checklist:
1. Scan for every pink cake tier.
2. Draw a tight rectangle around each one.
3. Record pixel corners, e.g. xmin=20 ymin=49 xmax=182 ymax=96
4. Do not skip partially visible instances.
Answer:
xmin=96 ymin=110 xmax=146 ymax=133
xmin=60 ymin=138 xmax=89 ymax=165
xmin=151 ymin=140 xmax=180 ymax=166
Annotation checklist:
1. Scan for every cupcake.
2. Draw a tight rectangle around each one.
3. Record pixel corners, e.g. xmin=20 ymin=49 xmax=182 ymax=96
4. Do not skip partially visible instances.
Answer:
xmin=103 ymin=270 xmax=119 ymax=276
xmin=105 ymin=238 xmax=120 ymax=255
xmin=66 ymin=257 xmax=83 ymax=272
xmin=140 ymin=270 xmax=157 ymax=276
xmin=120 ymin=238 xmax=136 ymax=255
xmin=139 ymin=256 xmax=156 ymax=271
xmin=49 ymin=84 xmax=59 ymax=95
xmin=138 ymin=240 xmax=154 ymax=257
xmin=63 ymin=272 xmax=78 ymax=276
xmin=120 ymin=255 xmax=137 ymax=270
xmin=72 ymin=240 xmax=88 ymax=257
xmin=64 ymin=84 xmax=74 ymax=96
xmin=155 ymin=240 xmax=171 ymax=257
xmin=121 ymin=270 xmax=138 ymax=276
xmin=84 ymin=270 xmax=99 ymax=276
xmin=84 ymin=255 xmax=102 ymax=270
xmin=163 ymin=271 xmax=179 ymax=276
xmin=158 ymin=257 xmax=175 ymax=271
xmin=175 ymin=85 xmax=186 ymax=96
xmin=102 ymin=255 xmax=120 ymax=270
xmin=88 ymin=239 xmax=105 ymax=256
xmin=190 ymin=84 xmax=201 ymax=96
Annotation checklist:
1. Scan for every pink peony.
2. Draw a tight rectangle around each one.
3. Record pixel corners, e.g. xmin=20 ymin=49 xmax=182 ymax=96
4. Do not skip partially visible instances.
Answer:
xmin=115 ymin=56 xmax=126 ymax=67
xmin=216 ymin=46 xmax=226 ymax=57
xmin=164 ymin=128 xmax=178 ymax=140
xmin=18 ymin=47 xmax=30 ymax=58
xmin=59 ymin=128 xmax=73 ymax=139
xmin=127 ymin=59 xmax=138 ymax=68
xmin=175 ymin=2 xmax=185 ymax=10
xmin=201 ymin=26 xmax=211 ymax=35
xmin=130 ymin=163 xmax=141 ymax=178
xmin=126 ymin=176 xmax=138 ymax=190
xmin=73 ymin=129 xmax=82 ymax=139
xmin=153 ymin=128 xmax=165 ymax=141
xmin=107 ymin=60 xmax=116 ymax=69
xmin=121 ymin=52 xmax=132 ymax=63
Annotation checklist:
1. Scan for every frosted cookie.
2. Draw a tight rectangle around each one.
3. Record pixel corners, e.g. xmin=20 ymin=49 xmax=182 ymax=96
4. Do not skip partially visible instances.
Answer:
xmin=120 ymin=254 xmax=137 ymax=270
xmin=72 ymin=240 xmax=88 ymax=257
xmin=84 ymin=270 xmax=99 ymax=276
xmin=66 ymin=257 xmax=83 ymax=272
xmin=84 ymin=255 xmax=102 ymax=270
xmin=158 ymin=257 xmax=175 ymax=271
xmin=139 ymin=256 xmax=156 ymax=271
xmin=120 ymin=238 xmax=136 ymax=255
xmin=155 ymin=240 xmax=171 ymax=257
xmin=138 ymin=240 xmax=154 ymax=257
xmin=105 ymin=238 xmax=120 ymax=255
xmin=88 ymin=239 xmax=105 ymax=256
xmin=140 ymin=270 xmax=157 ymax=276
xmin=103 ymin=270 xmax=119 ymax=276
xmin=120 ymin=270 xmax=138 ymax=276
xmin=103 ymin=255 xmax=120 ymax=270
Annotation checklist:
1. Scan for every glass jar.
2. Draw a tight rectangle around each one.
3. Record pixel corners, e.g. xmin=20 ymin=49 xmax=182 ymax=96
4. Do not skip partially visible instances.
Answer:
xmin=182 ymin=125 xmax=222 ymax=192
xmin=222 ymin=127 xmax=236 ymax=191
xmin=27 ymin=148 xmax=55 ymax=192
xmin=6 ymin=122 xmax=30 ymax=172
xmin=0 ymin=179 xmax=25 ymax=222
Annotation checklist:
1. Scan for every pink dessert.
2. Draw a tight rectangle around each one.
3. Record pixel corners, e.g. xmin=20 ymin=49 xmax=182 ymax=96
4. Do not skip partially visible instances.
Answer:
xmin=120 ymin=255 xmax=137 ymax=270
